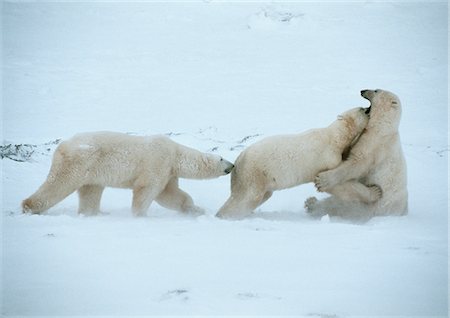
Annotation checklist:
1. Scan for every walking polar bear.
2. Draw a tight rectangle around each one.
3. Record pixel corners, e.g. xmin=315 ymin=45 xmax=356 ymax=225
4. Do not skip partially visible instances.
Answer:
xmin=22 ymin=132 xmax=234 ymax=216
xmin=308 ymin=89 xmax=408 ymax=222
xmin=216 ymin=106 xmax=371 ymax=219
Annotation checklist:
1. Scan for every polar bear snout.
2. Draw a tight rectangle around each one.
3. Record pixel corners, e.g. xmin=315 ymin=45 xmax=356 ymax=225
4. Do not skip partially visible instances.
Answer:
xmin=361 ymin=89 xmax=372 ymax=100
xmin=361 ymin=89 xmax=380 ymax=102
xmin=224 ymin=165 xmax=234 ymax=174
xmin=222 ymin=159 xmax=235 ymax=175
xmin=219 ymin=157 xmax=234 ymax=174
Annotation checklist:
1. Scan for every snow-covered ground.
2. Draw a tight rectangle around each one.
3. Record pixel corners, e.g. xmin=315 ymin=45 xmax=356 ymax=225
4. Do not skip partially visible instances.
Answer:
xmin=2 ymin=1 xmax=448 ymax=317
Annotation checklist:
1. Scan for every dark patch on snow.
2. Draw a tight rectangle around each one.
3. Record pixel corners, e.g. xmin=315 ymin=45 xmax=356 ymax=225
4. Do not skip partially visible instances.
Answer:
xmin=404 ymin=143 xmax=448 ymax=158
xmin=238 ymin=134 xmax=261 ymax=144
xmin=229 ymin=134 xmax=262 ymax=151
xmin=230 ymin=144 xmax=245 ymax=151
xmin=436 ymin=148 xmax=449 ymax=157
xmin=160 ymin=289 xmax=189 ymax=302
xmin=1 ymin=139 xmax=60 ymax=162
xmin=237 ymin=292 xmax=259 ymax=300
xmin=165 ymin=132 xmax=183 ymax=137
xmin=1 ymin=144 xmax=37 ymax=162
xmin=254 ymin=227 xmax=274 ymax=232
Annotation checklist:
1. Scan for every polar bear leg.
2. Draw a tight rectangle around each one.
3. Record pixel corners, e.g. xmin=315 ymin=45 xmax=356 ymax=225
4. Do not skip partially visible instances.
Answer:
xmin=23 ymin=148 xmax=87 ymax=214
xmin=260 ymin=191 xmax=273 ymax=205
xmin=305 ymin=195 xmax=374 ymax=223
xmin=156 ymin=178 xmax=204 ymax=214
xmin=304 ymin=195 xmax=341 ymax=218
xmin=216 ymin=189 xmax=267 ymax=219
xmin=77 ymin=185 xmax=105 ymax=215
xmin=304 ymin=196 xmax=327 ymax=219
xmin=328 ymin=181 xmax=382 ymax=204
xmin=132 ymin=185 xmax=162 ymax=217
xmin=216 ymin=195 xmax=244 ymax=219
xmin=22 ymin=177 xmax=80 ymax=214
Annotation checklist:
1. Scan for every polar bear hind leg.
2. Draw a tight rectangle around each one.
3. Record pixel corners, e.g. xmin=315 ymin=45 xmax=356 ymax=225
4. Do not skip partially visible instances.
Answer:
xmin=216 ymin=187 xmax=269 ymax=219
xmin=216 ymin=195 xmax=245 ymax=219
xmin=22 ymin=179 xmax=80 ymax=214
xmin=22 ymin=151 xmax=84 ymax=214
xmin=260 ymin=191 xmax=273 ymax=206
xmin=78 ymin=185 xmax=105 ymax=215
xmin=305 ymin=194 xmax=374 ymax=223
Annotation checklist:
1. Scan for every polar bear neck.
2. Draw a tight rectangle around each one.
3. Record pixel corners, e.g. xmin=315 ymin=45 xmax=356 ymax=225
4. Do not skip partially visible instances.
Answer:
xmin=175 ymin=145 xmax=216 ymax=179
xmin=367 ymin=114 xmax=400 ymax=136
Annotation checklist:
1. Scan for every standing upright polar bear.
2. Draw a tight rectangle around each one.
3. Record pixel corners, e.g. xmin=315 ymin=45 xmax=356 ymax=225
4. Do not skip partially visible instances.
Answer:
xmin=308 ymin=89 xmax=408 ymax=221
xmin=22 ymin=132 xmax=234 ymax=216
xmin=216 ymin=106 xmax=371 ymax=219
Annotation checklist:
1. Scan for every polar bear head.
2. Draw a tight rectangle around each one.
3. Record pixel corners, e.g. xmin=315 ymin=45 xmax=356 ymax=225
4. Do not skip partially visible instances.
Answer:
xmin=336 ymin=107 xmax=370 ymax=158
xmin=177 ymin=150 xmax=235 ymax=180
xmin=337 ymin=107 xmax=370 ymax=135
xmin=361 ymin=89 xmax=402 ymax=132
xmin=202 ymin=154 xmax=235 ymax=177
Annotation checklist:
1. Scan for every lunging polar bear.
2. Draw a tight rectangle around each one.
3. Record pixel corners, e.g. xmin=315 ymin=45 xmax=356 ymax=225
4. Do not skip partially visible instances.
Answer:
xmin=22 ymin=132 xmax=234 ymax=216
xmin=216 ymin=107 xmax=370 ymax=219
xmin=307 ymin=89 xmax=408 ymax=221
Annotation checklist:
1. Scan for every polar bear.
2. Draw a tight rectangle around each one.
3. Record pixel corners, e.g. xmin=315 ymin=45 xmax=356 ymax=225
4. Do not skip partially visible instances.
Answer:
xmin=22 ymin=132 xmax=234 ymax=216
xmin=307 ymin=89 xmax=408 ymax=222
xmin=216 ymin=107 xmax=370 ymax=219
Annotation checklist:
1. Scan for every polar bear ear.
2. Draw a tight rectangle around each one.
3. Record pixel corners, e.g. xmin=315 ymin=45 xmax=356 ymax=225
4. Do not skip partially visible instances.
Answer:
xmin=337 ymin=115 xmax=344 ymax=120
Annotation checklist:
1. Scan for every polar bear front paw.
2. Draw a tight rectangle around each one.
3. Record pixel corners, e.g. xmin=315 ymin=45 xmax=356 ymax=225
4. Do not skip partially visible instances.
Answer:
xmin=368 ymin=184 xmax=383 ymax=203
xmin=304 ymin=196 xmax=327 ymax=219
xmin=304 ymin=196 xmax=318 ymax=212
xmin=314 ymin=171 xmax=336 ymax=192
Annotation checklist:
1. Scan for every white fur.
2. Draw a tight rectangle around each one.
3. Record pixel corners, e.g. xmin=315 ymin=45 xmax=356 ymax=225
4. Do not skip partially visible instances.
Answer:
xmin=309 ymin=89 xmax=408 ymax=222
xmin=216 ymin=107 xmax=369 ymax=219
xmin=22 ymin=132 xmax=234 ymax=216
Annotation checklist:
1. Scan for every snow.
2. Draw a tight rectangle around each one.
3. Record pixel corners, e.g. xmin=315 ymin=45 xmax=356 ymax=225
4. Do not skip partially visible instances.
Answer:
xmin=1 ymin=1 xmax=448 ymax=317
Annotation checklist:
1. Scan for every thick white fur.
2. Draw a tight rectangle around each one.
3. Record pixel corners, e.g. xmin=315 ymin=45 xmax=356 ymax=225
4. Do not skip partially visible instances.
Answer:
xmin=22 ymin=132 xmax=234 ymax=216
xmin=216 ymin=107 xmax=369 ymax=219
xmin=308 ymin=89 xmax=408 ymax=222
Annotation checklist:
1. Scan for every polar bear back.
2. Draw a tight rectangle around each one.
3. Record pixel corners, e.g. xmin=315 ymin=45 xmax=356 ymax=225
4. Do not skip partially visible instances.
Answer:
xmin=55 ymin=132 xmax=176 ymax=188
xmin=236 ymin=129 xmax=343 ymax=190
